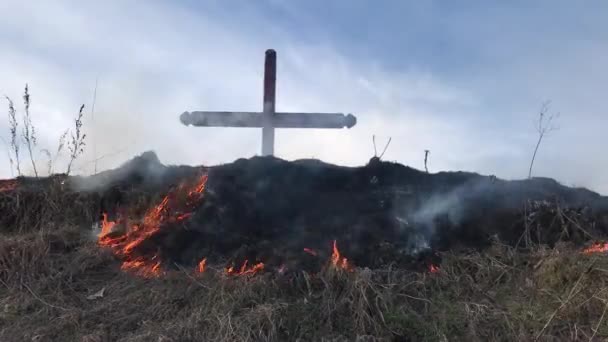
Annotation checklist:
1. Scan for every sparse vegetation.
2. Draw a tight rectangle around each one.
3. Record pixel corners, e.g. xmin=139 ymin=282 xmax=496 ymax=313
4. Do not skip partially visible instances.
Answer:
xmin=5 ymin=96 xmax=21 ymax=176
xmin=66 ymin=104 xmax=86 ymax=176
xmin=528 ymin=101 xmax=560 ymax=179
xmin=372 ymin=134 xmax=392 ymax=161
xmin=3 ymin=85 xmax=85 ymax=177
xmin=21 ymin=84 xmax=38 ymax=177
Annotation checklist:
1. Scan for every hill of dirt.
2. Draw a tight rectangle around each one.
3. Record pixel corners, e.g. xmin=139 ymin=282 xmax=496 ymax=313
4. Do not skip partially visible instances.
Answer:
xmin=2 ymin=152 xmax=608 ymax=341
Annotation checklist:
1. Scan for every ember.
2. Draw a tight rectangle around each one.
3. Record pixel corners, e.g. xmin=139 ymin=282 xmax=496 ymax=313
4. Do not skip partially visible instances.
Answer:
xmin=225 ymin=260 xmax=265 ymax=276
xmin=583 ymin=242 xmax=608 ymax=254
xmin=429 ymin=264 xmax=440 ymax=273
xmin=120 ymin=257 xmax=162 ymax=278
xmin=331 ymin=240 xmax=352 ymax=271
xmin=98 ymin=173 xmax=208 ymax=277
xmin=303 ymin=247 xmax=318 ymax=256
xmin=197 ymin=258 xmax=207 ymax=273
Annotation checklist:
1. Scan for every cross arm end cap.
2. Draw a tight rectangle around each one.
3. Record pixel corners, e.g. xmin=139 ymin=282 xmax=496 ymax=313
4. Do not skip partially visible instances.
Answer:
xmin=180 ymin=111 xmax=191 ymax=126
xmin=345 ymin=113 xmax=357 ymax=128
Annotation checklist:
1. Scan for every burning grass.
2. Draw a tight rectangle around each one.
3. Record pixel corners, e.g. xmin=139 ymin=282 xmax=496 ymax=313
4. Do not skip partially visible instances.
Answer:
xmin=2 ymin=225 xmax=608 ymax=341
xmin=97 ymin=173 xmax=209 ymax=277
xmin=2 ymin=155 xmax=608 ymax=340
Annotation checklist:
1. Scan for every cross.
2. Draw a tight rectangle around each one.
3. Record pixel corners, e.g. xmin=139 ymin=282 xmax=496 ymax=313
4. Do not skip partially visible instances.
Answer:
xmin=179 ymin=49 xmax=357 ymax=156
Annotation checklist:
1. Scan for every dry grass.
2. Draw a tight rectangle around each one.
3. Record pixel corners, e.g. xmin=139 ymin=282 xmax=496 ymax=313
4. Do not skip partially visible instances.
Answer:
xmin=1 ymin=222 xmax=608 ymax=341
xmin=2 ymin=182 xmax=608 ymax=341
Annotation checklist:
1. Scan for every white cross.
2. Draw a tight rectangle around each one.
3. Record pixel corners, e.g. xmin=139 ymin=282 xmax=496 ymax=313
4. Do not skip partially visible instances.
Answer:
xmin=179 ymin=49 xmax=357 ymax=156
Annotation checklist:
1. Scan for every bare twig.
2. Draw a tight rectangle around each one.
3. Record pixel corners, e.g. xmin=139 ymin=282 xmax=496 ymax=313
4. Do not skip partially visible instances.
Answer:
xmin=424 ymin=150 xmax=430 ymax=173
xmin=379 ymin=137 xmax=392 ymax=159
xmin=528 ymin=101 xmax=559 ymax=179
xmin=5 ymin=96 xmax=21 ymax=176
xmin=22 ymin=84 xmax=38 ymax=177
xmin=372 ymin=135 xmax=377 ymax=157
xmin=372 ymin=135 xmax=392 ymax=160
xmin=66 ymin=104 xmax=86 ymax=175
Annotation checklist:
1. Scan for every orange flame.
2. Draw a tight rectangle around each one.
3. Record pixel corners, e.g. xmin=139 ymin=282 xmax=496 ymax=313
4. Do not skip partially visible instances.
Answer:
xmin=303 ymin=247 xmax=317 ymax=256
xmin=197 ymin=258 xmax=207 ymax=273
xmin=177 ymin=213 xmax=193 ymax=221
xmin=225 ymin=260 xmax=265 ymax=276
xmin=120 ymin=256 xmax=162 ymax=278
xmin=583 ymin=242 xmax=608 ymax=254
xmin=331 ymin=240 xmax=352 ymax=271
xmin=99 ymin=213 xmax=116 ymax=238
xmin=98 ymin=173 xmax=208 ymax=277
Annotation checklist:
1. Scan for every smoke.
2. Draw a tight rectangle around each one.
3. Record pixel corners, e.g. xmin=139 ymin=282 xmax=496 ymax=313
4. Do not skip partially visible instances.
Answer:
xmin=403 ymin=176 xmax=499 ymax=250
xmin=69 ymin=150 xmax=167 ymax=192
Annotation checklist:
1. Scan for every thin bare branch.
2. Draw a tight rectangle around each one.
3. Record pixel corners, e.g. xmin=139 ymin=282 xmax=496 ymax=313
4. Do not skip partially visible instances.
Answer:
xmin=22 ymin=84 xmax=38 ymax=177
xmin=528 ymin=101 xmax=560 ymax=179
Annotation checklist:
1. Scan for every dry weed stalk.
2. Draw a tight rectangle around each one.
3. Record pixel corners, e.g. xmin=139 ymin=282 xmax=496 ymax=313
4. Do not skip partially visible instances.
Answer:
xmin=372 ymin=135 xmax=392 ymax=160
xmin=66 ymin=104 xmax=86 ymax=175
xmin=21 ymin=84 xmax=38 ymax=177
xmin=5 ymin=96 xmax=21 ymax=176
xmin=42 ymin=130 xmax=69 ymax=175
xmin=3 ymin=86 xmax=78 ymax=177
xmin=528 ymin=101 xmax=559 ymax=179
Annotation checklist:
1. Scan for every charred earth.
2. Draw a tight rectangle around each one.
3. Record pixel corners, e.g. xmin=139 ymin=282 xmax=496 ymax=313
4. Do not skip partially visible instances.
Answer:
xmin=5 ymin=151 xmax=606 ymax=274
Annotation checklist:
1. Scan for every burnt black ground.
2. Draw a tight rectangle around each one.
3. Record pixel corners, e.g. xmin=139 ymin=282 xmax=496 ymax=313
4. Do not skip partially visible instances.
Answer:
xmin=56 ymin=151 xmax=608 ymax=272
xmin=4 ymin=151 xmax=607 ymax=272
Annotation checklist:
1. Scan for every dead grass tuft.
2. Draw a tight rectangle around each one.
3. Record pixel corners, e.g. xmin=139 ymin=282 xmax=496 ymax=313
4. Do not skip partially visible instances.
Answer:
xmin=1 ymin=224 xmax=608 ymax=341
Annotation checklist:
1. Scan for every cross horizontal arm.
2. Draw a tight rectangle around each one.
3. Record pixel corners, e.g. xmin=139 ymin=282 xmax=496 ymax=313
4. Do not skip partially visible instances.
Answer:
xmin=180 ymin=111 xmax=356 ymax=129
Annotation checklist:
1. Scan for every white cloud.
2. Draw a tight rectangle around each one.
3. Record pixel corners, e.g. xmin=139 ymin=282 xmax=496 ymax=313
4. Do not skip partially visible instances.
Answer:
xmin=0 ymin=0 xmax=605 ymax=194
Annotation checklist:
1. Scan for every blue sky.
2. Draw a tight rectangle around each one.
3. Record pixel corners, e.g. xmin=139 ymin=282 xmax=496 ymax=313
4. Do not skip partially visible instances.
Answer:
xmin=0 ymin=0 xmax=606 ymax=194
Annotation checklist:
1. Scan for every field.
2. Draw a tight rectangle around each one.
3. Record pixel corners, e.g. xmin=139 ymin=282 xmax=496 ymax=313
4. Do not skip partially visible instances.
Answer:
xmin=1 ymin=156 xmax=608 ymax=341
xmin=3 ymin=224 xmax=608 ymax=341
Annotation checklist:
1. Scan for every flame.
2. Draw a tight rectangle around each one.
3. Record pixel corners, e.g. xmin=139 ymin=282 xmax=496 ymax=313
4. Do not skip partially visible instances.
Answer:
xmin=225 ymin=260 xmax=265 ymax=276
xmin=583 ymin=242 xmax=608 ymax=254
xmin=197 ymin=258 xmax=207 ymax=273
xmin=98 ymin=173 xmax=208 ymax=277
xmin=330 ymin=240 xmax=352 ymax=271
xmin=0 ymin=180 xmax=17 ymax=192
xmin=429 ymin=264 xmax=440 ymax=273
xmin=303 ymin=247 xmax=317 ymax=256
xmin=120 ymin=256 xmax=162 ymax=278
xmin=177 ymin=213 xmax=193 ymax=221
xmin=99 ymin=213 xmax=116 ymax=238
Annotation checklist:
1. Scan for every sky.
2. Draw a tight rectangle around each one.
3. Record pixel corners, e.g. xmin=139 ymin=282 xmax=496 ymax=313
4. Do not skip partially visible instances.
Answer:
xmin=0 ymin=0 xmax=606 ymax=194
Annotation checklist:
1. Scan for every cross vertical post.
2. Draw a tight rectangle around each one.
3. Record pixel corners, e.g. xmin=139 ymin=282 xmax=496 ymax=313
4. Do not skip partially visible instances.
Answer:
xmin=262 ymin=49 xmax=276 ymax=156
